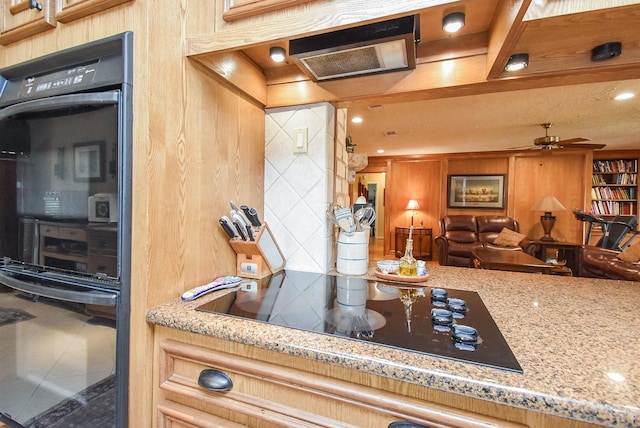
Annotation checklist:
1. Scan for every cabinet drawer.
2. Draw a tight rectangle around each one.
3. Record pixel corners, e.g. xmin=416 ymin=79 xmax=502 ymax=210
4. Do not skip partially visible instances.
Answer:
xmin=39 ymin=225 xmax=60 ymax=238
xmin=158 ymin=339 xmax=525 ymax=428
xmin=58 ymin=227 xmax=87 ymax=241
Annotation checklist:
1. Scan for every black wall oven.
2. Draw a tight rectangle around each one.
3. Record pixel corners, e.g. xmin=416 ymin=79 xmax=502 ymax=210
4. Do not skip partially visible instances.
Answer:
xmin=0 ymin=33 xmax=132 ymax=427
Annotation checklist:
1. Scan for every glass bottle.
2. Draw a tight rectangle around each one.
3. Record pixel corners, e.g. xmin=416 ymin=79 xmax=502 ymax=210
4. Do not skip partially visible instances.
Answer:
xmin=398 ymin=227 xmax=417 ymax=276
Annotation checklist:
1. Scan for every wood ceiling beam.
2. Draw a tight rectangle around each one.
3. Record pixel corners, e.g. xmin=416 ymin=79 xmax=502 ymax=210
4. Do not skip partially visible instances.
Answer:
xmin=486 ymin=0 xmax=532 ymax=79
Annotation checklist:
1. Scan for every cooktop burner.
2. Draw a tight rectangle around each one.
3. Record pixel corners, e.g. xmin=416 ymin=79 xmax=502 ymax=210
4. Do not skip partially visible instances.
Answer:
xmin=196 ymin=270 xmax=522 ymax=373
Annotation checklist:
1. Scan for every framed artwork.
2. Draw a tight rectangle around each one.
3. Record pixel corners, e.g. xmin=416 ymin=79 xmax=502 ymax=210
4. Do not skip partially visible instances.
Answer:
xmin=74 ymin=141 xmax=105 ymax=182
xmin=448 ymin=174 xmax=506 ymax=209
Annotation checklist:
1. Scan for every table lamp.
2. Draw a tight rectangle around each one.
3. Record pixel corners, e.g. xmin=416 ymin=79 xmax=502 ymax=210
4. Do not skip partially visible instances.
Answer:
xmin=531 ymin=196 xmax=566 ymax=241
xmin=405 ymin=199 xmax=419 ymax=227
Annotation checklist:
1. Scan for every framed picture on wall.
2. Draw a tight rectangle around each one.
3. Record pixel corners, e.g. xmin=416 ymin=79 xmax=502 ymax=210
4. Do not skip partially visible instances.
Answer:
xmin=74 ymin=141 xmax=105 ymax=181
xmin=448 ymin=174 xmax=506 ymax=209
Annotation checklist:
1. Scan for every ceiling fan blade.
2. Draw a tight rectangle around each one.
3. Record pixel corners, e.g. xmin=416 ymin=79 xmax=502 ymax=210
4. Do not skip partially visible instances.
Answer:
xmin=558 ymin=137 xmax=590 ymax=145
xmin=565 ymin=142 xmax=607 ymax=150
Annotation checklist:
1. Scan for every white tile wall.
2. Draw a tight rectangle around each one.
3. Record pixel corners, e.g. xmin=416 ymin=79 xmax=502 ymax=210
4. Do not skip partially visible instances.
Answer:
xmin=265 ymin=103 xmax=338 ymax=273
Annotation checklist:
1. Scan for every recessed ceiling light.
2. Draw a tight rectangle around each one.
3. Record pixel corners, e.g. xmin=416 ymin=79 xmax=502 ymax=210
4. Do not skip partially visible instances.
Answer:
xmin=505 ymin=53 xmax=529 ymax=72
xmin=269 ymin=46 xmax=286 ymax=63
xmin=377 ymin=149 xmax=385 ymax=153
xmin=351 ymin=116 xmax=363 ymax=123
xmin=614 ymin=92 xmax=635 ymax=100
xmin=442 ymin=12 xmax=465 ymax=34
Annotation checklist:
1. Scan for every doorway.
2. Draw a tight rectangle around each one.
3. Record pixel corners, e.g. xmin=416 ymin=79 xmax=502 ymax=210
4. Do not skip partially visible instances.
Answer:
xmin=353 ymin=172 xmax=386 ymax=241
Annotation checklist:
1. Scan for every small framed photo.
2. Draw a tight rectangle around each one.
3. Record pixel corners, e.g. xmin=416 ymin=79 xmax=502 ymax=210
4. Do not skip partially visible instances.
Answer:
xmin=74 ymin=141 xmax=105 ymax=182
xmin=448 ymin=174 xmax=506 ymax=209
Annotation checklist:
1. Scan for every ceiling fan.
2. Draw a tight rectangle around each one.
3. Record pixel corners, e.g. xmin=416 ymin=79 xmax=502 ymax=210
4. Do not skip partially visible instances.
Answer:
xmin=514 ymin=123 xmax=606 ymax=150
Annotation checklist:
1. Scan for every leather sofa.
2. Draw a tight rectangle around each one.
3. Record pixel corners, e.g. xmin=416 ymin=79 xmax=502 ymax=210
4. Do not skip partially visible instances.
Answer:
xmin=578 ymin=246 xmax=640 ymax=281
xmin=435 ymin=215 xmax=539 ymax=267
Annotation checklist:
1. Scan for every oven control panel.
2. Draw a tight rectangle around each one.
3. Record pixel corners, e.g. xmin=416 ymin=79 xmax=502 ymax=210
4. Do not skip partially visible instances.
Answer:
xmin=20 ymin=60 xmax=98 ymax=98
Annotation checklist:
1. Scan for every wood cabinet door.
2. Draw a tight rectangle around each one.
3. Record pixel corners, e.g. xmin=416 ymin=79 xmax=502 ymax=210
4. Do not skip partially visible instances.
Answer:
xmin=1 ymin=0 xmax=56 ymax=45
xmin=55 ymin=0 xmax=132 ymax=23
xmin=223 ymin=0 xmax=315 ymax=22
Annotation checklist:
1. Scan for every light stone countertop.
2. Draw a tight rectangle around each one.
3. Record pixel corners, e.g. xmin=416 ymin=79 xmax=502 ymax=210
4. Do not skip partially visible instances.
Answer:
xmin=146 ymin=265 xmax=640 ymax=427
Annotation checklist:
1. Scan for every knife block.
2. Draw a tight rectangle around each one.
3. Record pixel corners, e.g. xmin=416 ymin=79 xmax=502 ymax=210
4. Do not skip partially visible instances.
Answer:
xmin=228 ymin=223 xmax=285 ymax=279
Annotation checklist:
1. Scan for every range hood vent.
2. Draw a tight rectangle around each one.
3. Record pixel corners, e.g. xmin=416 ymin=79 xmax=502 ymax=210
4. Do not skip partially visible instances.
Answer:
xmin=289 ymin=15 xmax=420 ymax=82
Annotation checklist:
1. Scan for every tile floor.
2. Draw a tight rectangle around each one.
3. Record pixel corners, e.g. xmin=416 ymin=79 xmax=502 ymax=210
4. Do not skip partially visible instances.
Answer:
xmin=0 ymin=291 xmax=116 ymax=425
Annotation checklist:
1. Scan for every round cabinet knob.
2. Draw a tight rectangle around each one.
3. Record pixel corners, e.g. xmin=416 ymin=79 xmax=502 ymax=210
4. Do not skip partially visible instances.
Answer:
xmin=198 ymin=369 xmax=233 ymax=392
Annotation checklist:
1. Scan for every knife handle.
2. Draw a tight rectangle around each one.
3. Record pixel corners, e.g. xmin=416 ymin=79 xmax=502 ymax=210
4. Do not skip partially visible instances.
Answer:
xmin=247 ymin=207 xmax=262 ymax=227
xmin=240 ymin=205 xmax=254 ymax=224
xmin=246 ymin=225 xmax=255 ymax=241
xmin=233 ymin=219 xmax=248 ymax=240
xmin=219 ymin=217 xmax=239 ymax=239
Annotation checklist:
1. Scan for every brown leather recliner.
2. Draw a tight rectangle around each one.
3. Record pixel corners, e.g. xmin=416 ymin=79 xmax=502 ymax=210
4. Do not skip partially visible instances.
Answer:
xmin=435 ymin=215 xmax=539 ymax=267
xmin=579 ymin=246 xmax=640 ymax=281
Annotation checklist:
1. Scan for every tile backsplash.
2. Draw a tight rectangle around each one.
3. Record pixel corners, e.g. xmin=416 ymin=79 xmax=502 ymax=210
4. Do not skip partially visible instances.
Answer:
xmin=265 ymin=103 xmax=340 ymax=273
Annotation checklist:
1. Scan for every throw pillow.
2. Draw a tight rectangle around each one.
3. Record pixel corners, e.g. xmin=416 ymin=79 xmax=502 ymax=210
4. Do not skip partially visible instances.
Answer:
xmin=493 ymin=227 xmax=526 ymax=247
xmin=617 ymin=240 xmax=640 ymax=262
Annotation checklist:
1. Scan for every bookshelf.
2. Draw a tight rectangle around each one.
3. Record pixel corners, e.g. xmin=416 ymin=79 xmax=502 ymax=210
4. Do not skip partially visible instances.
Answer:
xmin=591 ymin=158 xmax=638 ymax=217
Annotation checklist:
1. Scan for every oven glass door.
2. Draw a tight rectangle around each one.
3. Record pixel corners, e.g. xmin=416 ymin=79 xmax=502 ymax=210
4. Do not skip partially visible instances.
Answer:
xmin=0 ymin=90 xmax=121 ymax=283
xmin=0 ymin=91 xmax=122 ymax=427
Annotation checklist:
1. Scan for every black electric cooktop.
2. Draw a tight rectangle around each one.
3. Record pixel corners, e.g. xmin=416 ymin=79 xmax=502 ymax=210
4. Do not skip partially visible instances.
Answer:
xmin=196 ymin=270 xmax=522 ymax=373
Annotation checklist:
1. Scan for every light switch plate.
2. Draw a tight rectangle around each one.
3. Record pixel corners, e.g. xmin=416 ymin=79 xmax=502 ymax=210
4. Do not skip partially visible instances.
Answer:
xmin=293 ymin=127 xmax=308 ymax=153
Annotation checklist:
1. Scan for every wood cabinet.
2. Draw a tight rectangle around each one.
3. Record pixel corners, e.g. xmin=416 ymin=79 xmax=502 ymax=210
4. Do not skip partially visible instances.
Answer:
xmin=0 ymin=0 xmax=133 ymax=45
xmin=38 ymin=222 xmax=117 ymax=276
xmin=153 ymin=328 xmax=526 ymax=428
xmin=39 ymin=223 xmax=89 ymax=271
xmin=0 ymin=0 xmax=56 ymax=45
xmin=395 ymin=227 xmax=432 ymax=260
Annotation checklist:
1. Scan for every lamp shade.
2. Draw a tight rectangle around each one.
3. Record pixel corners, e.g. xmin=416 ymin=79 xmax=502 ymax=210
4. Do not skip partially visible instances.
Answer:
xmin=405 ymin=199 xmax=419 ymax=210
xmin=531 ymin=196 xmax=566 ymax=212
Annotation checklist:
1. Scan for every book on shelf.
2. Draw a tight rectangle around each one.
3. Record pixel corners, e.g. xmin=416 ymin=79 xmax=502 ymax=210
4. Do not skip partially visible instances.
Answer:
xmin=592 ymin=159 xmax=638 ymax=173
xmin=591 ymin=200 xmax=635 ymax=216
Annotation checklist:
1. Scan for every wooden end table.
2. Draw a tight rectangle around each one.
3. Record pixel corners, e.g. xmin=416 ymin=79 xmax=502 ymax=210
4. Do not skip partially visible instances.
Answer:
xmin=534 ymin=241 xmax=582 ymax=276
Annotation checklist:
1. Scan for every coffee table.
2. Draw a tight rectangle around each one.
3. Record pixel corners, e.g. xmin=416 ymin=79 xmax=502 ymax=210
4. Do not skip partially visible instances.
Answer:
xmin=471 ymin=248 xmax=572 ymax=275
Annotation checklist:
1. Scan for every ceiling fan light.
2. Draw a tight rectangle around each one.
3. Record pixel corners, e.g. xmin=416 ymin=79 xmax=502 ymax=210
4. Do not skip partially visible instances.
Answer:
xmin=269 ymin=46 xmax=286 ymax=63
xmin=505 ymin=53 xmax=529 ymax=72
xmin=442 ymin=12 xmax=465 ymax=34
xmin=591 ymin=42 xmax=622 ymax=62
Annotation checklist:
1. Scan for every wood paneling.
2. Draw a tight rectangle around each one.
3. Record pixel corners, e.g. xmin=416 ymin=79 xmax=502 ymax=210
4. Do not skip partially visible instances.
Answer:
xmin=363 ymin=150 xmax=613 ymax=256
xmin=512 ymin=153 xmax=586 ymax=242
xmin=387 ymin=160 xmax=441 ymax=255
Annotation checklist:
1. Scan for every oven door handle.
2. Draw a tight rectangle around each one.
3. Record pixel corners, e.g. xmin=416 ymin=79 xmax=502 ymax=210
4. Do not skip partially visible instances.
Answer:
xmin=0 ymin=271 xmax=117 ymax=306
xmin=0 ymin=90 xmax=119 ymax=120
